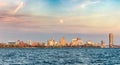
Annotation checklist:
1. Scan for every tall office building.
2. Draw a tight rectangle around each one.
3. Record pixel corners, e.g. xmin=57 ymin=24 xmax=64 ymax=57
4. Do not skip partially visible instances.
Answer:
xmin=109 ymin=33 xmax=114 ymax=48
xmin=59 ymin=37 xmax=67 ymax=46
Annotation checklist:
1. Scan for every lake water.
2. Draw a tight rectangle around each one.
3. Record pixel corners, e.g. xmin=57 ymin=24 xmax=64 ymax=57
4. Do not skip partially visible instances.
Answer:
xmin=0 ymin=48 xmax=120 ymax=65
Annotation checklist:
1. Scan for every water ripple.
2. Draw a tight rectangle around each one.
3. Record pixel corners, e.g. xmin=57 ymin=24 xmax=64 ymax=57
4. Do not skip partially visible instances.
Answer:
xmin=0 ymin=48 xmax=120 ymax=65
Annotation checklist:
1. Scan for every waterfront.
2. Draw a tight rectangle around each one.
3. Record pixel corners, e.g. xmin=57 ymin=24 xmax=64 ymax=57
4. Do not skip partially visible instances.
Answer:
xmin=0 ymin=48 xmax=120 ymax=65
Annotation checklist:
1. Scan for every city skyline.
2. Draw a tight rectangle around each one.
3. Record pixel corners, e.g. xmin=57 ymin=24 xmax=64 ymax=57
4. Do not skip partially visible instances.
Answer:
xmin=0 ymin=0 xmax=120 ymax=44
xmin=1 ymin=33 xmax=120 ymax=45
xmin=0 ymin=33 xmax=117 ymax=48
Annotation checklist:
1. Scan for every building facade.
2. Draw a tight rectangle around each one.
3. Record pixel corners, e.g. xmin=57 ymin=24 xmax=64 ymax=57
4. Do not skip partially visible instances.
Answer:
xmin=70 ymin=38 xmax=84 ymax=47
xmin=109 ymin=33 xmax=114 ymax=48
xmin=59 ymin=37 xmax=67 ymax=47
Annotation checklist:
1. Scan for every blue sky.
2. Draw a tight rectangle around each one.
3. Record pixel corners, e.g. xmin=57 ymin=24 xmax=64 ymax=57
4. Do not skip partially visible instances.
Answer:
xmin=0 ymin=0 xmax=120 ymax=44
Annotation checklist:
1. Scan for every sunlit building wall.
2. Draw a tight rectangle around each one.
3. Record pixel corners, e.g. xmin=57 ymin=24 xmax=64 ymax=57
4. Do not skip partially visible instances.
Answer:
xmin=59 ymin=37 xmax=67 ymax=46
xmin=109 ymin=33 xmax=114 ymax=48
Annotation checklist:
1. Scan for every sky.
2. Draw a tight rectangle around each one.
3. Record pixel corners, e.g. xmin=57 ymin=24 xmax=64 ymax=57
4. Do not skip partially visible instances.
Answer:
xmin=0 ymin=0 xmax=120 ymax=44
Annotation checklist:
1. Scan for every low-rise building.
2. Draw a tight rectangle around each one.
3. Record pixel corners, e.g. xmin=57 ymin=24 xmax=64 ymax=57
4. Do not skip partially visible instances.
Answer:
xmin=100 ymin=40 xmax=106 ymax=48
xmin=47 ymin=39 xmax=56 ymax=47
xmin=86 ymin=40 xmax=95 ymax=46
xmin=8 ymin=42 xmax=16 ymax=45
xmin=70 ymin=38 xmax=84 ymax=47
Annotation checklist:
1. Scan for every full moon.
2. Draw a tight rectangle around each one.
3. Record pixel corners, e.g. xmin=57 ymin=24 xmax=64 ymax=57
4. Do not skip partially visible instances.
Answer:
xmin=59 ymin=19 xmax=64 ymax=24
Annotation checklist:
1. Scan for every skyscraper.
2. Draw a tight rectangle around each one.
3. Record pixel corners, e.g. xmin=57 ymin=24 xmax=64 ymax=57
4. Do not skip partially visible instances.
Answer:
xmin=109 ymin=33 xmax=114 ymax=48
xmin=59 ymin=37 xmax=67 ymax=47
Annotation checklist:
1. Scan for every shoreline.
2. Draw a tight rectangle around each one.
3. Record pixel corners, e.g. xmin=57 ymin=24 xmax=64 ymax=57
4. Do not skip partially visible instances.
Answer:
xmin=0 ymin=47 xmax=114 ymax=49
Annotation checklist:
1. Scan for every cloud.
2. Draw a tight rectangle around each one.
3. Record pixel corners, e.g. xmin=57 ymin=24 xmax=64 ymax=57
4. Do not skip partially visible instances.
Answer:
xmin=0 ymin=0 xmax=26 ymax=15
xmin=73 ymin=0 xmax=101 ymax=10
xmin=12 ymin=1 xmax=24 ymax=15
xmin=0 ymin=0 xmax=119 ymax=34
xmin=62 ymin=0 xmax=102 ymax=13
xmin=0 ymin=12 xmax=119 ymax=33
xmin=0 ymin=14 xmax=120 ymax=35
